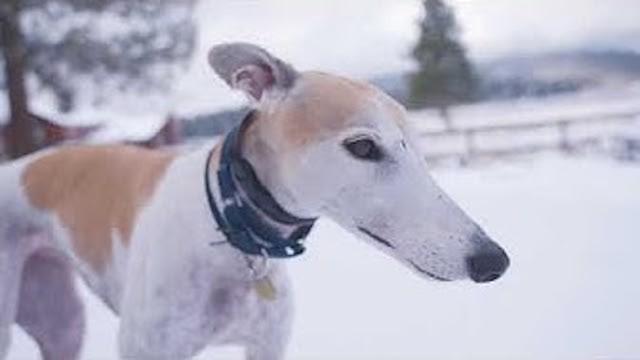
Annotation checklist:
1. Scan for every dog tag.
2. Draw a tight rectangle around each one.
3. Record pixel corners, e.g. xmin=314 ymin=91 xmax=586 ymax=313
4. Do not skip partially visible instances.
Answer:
xmin=255 ymin=277 xmax=277 ymax=301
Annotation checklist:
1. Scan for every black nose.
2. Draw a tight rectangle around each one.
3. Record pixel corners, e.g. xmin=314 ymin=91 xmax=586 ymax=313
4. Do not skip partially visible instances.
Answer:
xmin=466 ymin=241 xmax=510 ymax=283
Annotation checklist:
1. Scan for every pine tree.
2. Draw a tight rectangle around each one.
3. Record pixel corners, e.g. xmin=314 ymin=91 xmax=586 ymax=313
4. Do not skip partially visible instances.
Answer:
xmin=0 ymin=0 xmax=196 ymax=158
xmin=409 ymin=0 xmax=476 ymax=113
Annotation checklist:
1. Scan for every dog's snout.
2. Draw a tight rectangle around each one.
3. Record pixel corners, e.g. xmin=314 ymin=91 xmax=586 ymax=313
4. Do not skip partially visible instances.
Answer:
xmin=466 ymin=235 xmax=510 ymax=283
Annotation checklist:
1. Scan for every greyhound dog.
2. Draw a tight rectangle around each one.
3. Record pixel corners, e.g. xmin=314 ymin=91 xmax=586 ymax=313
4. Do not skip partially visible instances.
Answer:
xmin=0 ymin=43 xmax=509 ymax=359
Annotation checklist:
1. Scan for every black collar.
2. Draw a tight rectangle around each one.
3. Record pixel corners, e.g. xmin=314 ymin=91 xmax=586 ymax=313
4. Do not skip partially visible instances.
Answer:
xmin=204 ymin=111 xmax=317 ymax=258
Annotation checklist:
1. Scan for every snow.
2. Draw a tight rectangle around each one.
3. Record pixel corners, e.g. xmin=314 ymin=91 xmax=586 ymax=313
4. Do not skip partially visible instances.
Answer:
xmin=407 ymin=85 xmax=640 ymax=160
xmin=8 ymin=154 xmax=640 ymax=359
xmin=409 ymin=83 xmax=640 ymax=133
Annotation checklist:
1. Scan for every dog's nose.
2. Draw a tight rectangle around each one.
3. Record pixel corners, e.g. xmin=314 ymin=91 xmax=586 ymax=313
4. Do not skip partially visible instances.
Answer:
xmin=466 ymin=239 xmax=510 ymax=283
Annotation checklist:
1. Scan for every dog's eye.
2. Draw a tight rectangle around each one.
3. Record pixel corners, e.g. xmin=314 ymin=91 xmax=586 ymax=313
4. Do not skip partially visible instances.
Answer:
xmin=343 ymin=138 xmax=383 ymax=161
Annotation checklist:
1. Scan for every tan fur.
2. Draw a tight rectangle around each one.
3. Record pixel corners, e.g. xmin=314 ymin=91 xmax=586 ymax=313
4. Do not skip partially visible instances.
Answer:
xmin=22 ymin=145 xmax=175 ymax=272
xmin=267 ymin=71 xmax=406 ymax=150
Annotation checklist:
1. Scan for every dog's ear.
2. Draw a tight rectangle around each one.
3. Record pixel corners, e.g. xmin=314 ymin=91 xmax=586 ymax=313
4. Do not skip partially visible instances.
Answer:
xmin=208 ymin=42 xmax=298 ymax=102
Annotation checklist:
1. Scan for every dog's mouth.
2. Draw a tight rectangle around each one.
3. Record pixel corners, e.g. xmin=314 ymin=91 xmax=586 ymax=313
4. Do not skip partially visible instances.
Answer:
xmin=357 ymin=226 xmax=395 ymax=249
xmin=357 ymin=226 xmax=451 ymax=282
xmin=408 ymin=260 xmax=452 ymax=282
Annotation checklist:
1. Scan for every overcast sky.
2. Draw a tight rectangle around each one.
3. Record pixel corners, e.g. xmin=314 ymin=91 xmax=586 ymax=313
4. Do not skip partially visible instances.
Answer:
xmin=173 ymin=0 xmax=640 ymax=114
xmin=451 ymin=0 xmax=640 ymax=59
xmin=194 ymin=0 xmax=640 ymax=74
xmin=16 ymin=0 xmax=639 ymax=128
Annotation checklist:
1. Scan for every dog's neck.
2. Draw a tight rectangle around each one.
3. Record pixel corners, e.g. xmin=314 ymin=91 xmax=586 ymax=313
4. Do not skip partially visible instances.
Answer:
xmin=239 ymin=110 xmax=311 ymax=218
xmin=206 ymin=110 xmax=315 ymax=258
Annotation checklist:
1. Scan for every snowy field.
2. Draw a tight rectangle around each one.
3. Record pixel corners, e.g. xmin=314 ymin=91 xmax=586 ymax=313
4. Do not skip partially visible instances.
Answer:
xmin=7 ymin=154 xmax=640 ymax=360
xmin=410 ymin=83 xmax=640 ymax=133
xmin=408 ymin=84 xmax=640 ymax=161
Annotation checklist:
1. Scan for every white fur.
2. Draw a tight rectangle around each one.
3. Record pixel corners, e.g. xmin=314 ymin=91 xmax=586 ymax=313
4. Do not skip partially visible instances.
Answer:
xmin=0 ymin=145 xmax=294 ymax=360
xmin=0 ymin=45 xmax=507 ymax=359
xmin=118 ymin=146 xmax=294 ymax=359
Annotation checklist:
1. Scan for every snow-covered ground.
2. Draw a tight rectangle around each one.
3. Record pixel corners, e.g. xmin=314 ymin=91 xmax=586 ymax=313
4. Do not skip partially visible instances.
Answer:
xmin=410 ymin=83 xmax=640 ymax=133
xmin=7 ymin=154 xmax=640 ymax=360
xmin=408 ymin=84 xmax=640 ymax=161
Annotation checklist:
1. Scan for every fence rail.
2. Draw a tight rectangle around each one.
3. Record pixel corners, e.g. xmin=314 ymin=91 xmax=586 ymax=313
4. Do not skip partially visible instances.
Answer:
xmin=417 ymin=109 xmax=640 ymax=165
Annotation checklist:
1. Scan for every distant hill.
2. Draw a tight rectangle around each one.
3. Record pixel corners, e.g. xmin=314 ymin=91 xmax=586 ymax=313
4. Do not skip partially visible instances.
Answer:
xmin=483 ymin=50 xmax=640 ymax=80
xmin=370 ymin=73 xmax=411 ymax=105
xmin=370 ymin=50 xmax=640 ymax=104
xmin=182 ymin=107 xmax=248 ymax=137
xmin=478 ymin=50 xmax=640 ymax=100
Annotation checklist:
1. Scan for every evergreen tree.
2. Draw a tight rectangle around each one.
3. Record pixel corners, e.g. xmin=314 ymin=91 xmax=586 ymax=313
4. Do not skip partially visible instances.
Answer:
xmin=0 ymin=0 xmax=196 ymax=158
xmin=409 ymin=0 xmax=476 ymax=113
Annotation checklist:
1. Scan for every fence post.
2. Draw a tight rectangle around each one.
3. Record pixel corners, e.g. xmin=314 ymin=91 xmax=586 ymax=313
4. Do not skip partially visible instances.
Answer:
xmin=461 ymin=129 xmax=475 ymax=166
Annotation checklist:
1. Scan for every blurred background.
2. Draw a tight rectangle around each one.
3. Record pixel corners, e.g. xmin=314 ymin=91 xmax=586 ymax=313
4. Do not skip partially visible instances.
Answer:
xmin=2 ymin=0 xmax=640 ymax=359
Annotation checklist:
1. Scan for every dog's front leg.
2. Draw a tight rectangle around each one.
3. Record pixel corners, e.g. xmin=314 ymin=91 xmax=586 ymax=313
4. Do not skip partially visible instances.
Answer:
xmin=0 ymin=230 xmax=27 ymax=360
xmin=118 ymin=279 xmax=218 ymax=360
xmin=246 ymin=335 xmax=289 ymax=360
xmin=244 ymin=304 xmax=293 ymax=360
xmin=117 ymin=242 xmax=220 ymax=359
xmin=118 ymin=316 xmax=211 ymax=360
xmin=243 ymin=270 xmax=294 ymax=360
xmin=244 ymin=316 xmax=291 ymax=360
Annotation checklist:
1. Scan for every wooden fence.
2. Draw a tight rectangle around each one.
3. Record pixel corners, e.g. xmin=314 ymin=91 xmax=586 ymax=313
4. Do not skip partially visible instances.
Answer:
xmin=418 ymin=109 xmax=640 ymax=166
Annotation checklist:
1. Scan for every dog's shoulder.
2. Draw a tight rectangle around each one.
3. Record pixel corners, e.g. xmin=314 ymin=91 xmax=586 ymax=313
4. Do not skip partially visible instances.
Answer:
xmin=21 ymin=145 xmax=176 ymax=271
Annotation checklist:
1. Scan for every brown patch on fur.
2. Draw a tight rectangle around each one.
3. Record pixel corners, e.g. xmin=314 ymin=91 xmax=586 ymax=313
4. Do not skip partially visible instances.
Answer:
xmin=266 ymin=72 xmax=405 ymax=150
xmin=22 ymin=145 xmax=175 ymax=272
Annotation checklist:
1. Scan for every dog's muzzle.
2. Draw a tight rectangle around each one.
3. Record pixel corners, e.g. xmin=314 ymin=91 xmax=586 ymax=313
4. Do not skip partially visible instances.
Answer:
xmin=466 ymin=232 xmax=510 ymax=283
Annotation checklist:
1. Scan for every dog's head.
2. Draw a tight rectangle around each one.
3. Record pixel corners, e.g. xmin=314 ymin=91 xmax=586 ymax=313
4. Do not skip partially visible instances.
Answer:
xmin=208 ymin=43 xmax=509 ymax=283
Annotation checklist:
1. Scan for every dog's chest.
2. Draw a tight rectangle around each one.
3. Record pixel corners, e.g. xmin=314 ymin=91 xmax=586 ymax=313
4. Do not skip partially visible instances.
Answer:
xmin=205 ymin=266 xmax=293 ymax=344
